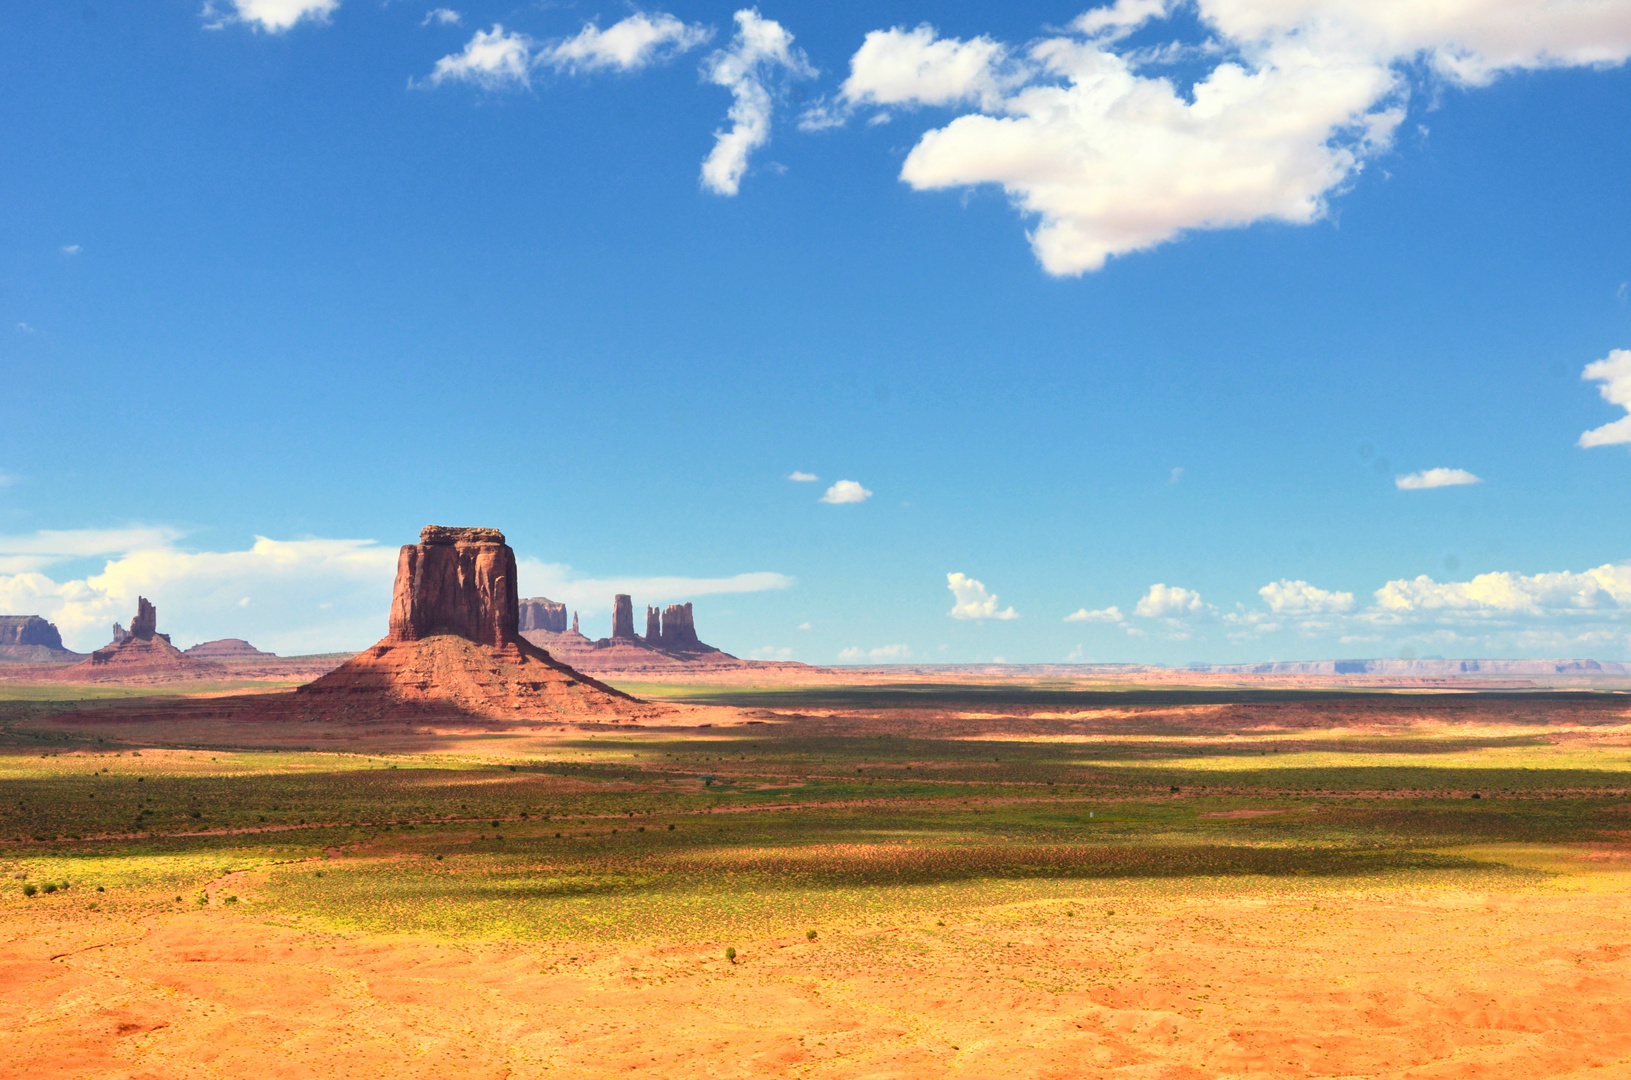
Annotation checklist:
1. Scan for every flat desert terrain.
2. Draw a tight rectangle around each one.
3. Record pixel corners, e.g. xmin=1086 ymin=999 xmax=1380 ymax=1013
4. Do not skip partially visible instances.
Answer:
xmin=2 ymin=680 xmax=1629 ymax=1078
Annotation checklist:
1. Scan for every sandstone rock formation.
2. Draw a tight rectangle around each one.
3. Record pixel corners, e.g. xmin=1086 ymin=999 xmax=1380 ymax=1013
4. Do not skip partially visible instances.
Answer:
xmin=518 ymin=597 xmax=567 ymax=633
xmin=0 ymin=615 xmax=83 ymax=663
xmin=185 ymin=638 xmax=274 ymax=659
xmin=517 ymin=593 xmax=777 ymax=678
xmin=298 ymin=526 xmax=638 ymax=720
xmin=611 ymin=595 xmax=636 ymax=640
xmin=657 ymin=603 xmax=703 ymax=652
xmin=48 ymin=599 xmax=225 ymax=683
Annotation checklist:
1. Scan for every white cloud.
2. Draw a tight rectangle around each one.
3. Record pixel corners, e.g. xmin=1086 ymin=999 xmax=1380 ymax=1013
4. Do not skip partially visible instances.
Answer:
xmin=839 ymin=25 xmax=1015 ymax=111
xmin=1065 ymin=605 xmax=1123 ymax=623
xmin=541 ymin=13 xmax=710 ymax=73
xmin=427 ymin=25 xmax=535 ymax=89
xmin=1372 ymin=563 xmax=1631 ymax=618
xmin=1259 ymin=579 xmax=1356 ymax=614
xmin=819 ymin=479 xmax=872 ymax=504
xmin=846 ymin=2 xmax=1631 ymax=274
xmin=748 ymin=645 xmax=793 ymax=660
xmin=1395 ymin=467 xmax=1482 ymax=490
xmin=1074 ymin=0 xmax=1172 ymax=40
xmin=700 ymin=9 xmax=814 ymax=196
xmin=787 ymin=470 xmax=819 ymax=482
xmin=0 ymin=527 xmax=186 ymax=574
xmin=1579 ymin=348 xmax=1631 ymax=448
xmin=61 ymin=244 xmax=81 ymax=256
xmin=422 ymin=8 xmax=461 ymax=27
xmin=839 ymin=643 xmax=911 ymax=661
xmin=0 ymin=535 xmax=398 ymax=653
xmin=947 ymin=572 xmax=1018 ymax=620
xmin=1134 ymin=583 xmax=1207 ymax=618
xmin=205 ymin=0 xmax=339 ymax=32
xmin=515 ymin=559 xmax=793 ymax=611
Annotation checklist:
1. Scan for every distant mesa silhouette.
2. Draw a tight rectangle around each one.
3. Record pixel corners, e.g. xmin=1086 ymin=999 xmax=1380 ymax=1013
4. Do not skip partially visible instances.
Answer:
xmin=185 ymin=638 xmax=274 ymax=659
xmin=0 ymin=615 xmax=83 ymax=664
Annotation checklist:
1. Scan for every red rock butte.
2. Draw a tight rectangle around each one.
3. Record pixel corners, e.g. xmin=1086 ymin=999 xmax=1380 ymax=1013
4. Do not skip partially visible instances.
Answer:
xmin=47 ymin=598 xmax=226 ymax=683
xmin=297 ymin=526 xmax=639 ymax=720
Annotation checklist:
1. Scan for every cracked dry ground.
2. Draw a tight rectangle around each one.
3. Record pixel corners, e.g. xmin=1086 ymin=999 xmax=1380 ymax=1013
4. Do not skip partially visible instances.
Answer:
xmin=4 ymin=875 xmax=1630 ymax=1078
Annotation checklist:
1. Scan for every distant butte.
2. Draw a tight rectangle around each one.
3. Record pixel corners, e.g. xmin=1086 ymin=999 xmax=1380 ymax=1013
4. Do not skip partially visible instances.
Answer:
xmin=185 ymin=638 xmax=274 ymax=659
xmin=48 ymin=598 xmax=227 ymax=683
xmin=0 ymin=615 xmax=83 ymax=664
xmin=296 ymin=526 xmax=640 ymax=720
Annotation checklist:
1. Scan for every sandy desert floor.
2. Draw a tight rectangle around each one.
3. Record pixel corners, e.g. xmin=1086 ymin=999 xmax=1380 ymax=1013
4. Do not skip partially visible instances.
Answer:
xmin=1 ymin=680 xmax=1629 ymax=1078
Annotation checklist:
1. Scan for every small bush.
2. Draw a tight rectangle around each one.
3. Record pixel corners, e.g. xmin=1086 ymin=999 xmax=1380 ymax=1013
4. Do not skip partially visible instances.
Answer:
xmin=668 ymin=824 xmax=675 ymax=831
xmin=806 ymin=930 xmax=817 ymax=941
xmin=21 ymin=883 xmax=36 ymax=897
xmin=42 ymin=882 xmax=57 ymax=894
xmin=224 ymin=895 xmax=239 ymax=905
xmin=725 ymin=947 xmax=736 ymax=963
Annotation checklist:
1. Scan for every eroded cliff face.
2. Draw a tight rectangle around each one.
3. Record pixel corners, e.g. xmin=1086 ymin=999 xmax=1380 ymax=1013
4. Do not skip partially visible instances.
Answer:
xmin=611 ymin=594 xmax=636 ymax=640
xmin=0 ymin=616 xmax=64 ymax=649
xmin=298 ymin=525 xmax=640 ymax=720
xmin=519 ymin=598 xmax=567 ymax=633
xmin=387 ymin=526 xmax=519 ymax=649
xmin=658 ymin=603 xmax=703 ymax=652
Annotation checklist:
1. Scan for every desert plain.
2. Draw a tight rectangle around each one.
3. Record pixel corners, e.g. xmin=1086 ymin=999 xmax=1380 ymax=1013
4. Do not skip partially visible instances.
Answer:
xmin=0 ymin=677 xmax=1627 ymax=1080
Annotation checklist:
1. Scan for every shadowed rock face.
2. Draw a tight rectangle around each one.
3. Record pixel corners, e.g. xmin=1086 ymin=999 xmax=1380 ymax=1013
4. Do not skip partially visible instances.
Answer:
xmin=387 ymin=526 xmax=519 ymax=649
xmin=518 ymin=598 xmax=567 ymax=633
xmin=611 ymin=594 xmax=636 ymax=640
xmin=129 ymin=597 xmax=159 ymax=640
xmin=0 ymin=616 xmax=64 ymax=649
xmin=659 ymin=603 xmax=702 ymax=652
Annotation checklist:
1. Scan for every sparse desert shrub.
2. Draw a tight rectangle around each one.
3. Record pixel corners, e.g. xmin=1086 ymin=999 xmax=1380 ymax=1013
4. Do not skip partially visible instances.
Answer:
xmin=21 ymin=883 xmax=36 ymax=897
xmin=668 ymin=824 xmax=675 ymax=831
xmin=42 ymin=882 xmax=56 ymax=893
xmin=806 ymin=930 xmax=817 ymax=941
xmin=725 ymin=947 xmax=736 ymax=963
xmin=224 ymin=895 xmax=239 ymax=904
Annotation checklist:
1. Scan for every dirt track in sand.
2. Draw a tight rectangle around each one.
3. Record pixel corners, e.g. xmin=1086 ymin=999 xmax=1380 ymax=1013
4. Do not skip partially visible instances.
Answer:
xmin=4 ymin=871 xmax=1631 ymax=1079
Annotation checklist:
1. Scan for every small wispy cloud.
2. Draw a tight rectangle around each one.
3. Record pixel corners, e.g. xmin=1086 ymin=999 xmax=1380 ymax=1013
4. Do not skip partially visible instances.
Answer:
xmin=422 ymin=8 xmax=460 ymax=27
xmin=202 ymin=0 xmax=339 ymax=33
xmin=820 ymin=479 xmax=872 ymax=504
xmin=425 ymin=24 xmax=535 ymax=89
xmin=1579 ymin=349 xmax=1631 ymax=449
xmin=540 ymin=12 xmax=711 ymax=74
xmin=1064 ymin=605 xmax=1122 ymax=623
xmin=61 ymin=244 xmax=81 ymax=256
xmin=699 ymin=10 xmax=814 ymax=196
xmin=947 ymin=572 xmax=1018 ymax=620
xmin=1169 ymin=466 xmax=1184 ymax=483
xmin=787 ymin=470 xmax=819 ymax=482
xmin=838 ymin=643 xmax=911 ymax=661
xmin=1395 ymin=467 xmax=1482 ymax=490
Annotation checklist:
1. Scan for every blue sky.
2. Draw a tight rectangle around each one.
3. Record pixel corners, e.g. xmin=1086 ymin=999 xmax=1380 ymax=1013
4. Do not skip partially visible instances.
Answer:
xmin=3 ymin=0 xmax=1631 ymax=663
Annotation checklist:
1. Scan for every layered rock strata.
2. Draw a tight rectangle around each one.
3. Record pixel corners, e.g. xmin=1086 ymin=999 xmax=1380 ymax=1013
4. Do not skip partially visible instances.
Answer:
xmin=518 ymin=598 xmax=567 ymax=633
xmin=298 ymin=526 xmax=637 ymax=720
xmin=611 ymin=594 xmax=636 ymax=640
xmin=0 ymin=615 xmax=83 ymax=663
xmin=48 ymin=599 xmax=223 ymax=683
xmin=185 ymin=638 xmax=274 ymax=659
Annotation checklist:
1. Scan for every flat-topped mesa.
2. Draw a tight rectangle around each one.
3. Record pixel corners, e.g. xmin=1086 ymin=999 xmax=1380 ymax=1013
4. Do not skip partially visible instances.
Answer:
xmin=386 ymin=525 xmax=518 ymax=648
xmin=0 ymin=615 xmax=65 ymax=650
xmin=611 ymin=594 xmax=636 ymax=640
xmin=519 ymin=597 xmax=567 ymax=633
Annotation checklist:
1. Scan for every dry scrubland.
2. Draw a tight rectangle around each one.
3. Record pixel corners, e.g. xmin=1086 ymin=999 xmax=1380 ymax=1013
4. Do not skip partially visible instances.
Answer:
xmin=1 ymin=681 xmax=1630 ymax=1078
